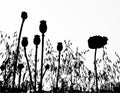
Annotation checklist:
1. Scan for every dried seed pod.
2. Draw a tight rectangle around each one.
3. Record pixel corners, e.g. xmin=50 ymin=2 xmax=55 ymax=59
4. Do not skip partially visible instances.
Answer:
xmin=21 ymin=11 xmax=28 ymax=19
xmin=39 ymin=20 xmax=47 ymax=34
xmin=21 ymin=37 xmax=28 ymax=47
xmin=57 ymin=42 xmax=63 ymax=51
xmin=33 ymin=35 xmax=40 ymax=45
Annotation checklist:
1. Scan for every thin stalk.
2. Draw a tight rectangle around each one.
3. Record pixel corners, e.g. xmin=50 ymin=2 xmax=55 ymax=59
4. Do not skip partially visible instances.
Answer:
xmin=94 ymin=48 xmax=98 ymax=93
xmin=24 ymin=47 xmax=34 ymax=90
xmin=42 ymin=69 xmax=47 ymax=78
xmin=39 ymin=33 xmax=45 ymax=92
xmin=35 ymin=45 xmax=38 ymax=92
xmin=12 ymin=19 xmax=25 ymax=88
xmin=56 ymin=51 xmax=61 ymax=91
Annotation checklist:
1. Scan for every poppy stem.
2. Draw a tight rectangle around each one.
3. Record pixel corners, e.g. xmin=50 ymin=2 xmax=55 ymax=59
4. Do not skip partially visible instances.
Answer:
xmin=35 ymin=45 xmax=38 ymax=92
xmin=12 ymin=19 xmax=25 ymax=89
xmin=94 ymin=48 xmax=98 ymax=93
xmin=39 ymin=33 xmax=45 ymax=92
xmin=42 ymin=69 xmax=47 ymax=79
xmin=56 ymin=51 xmax=61 ymax=91
xmin=24 ymin=47 xmax=34 ymax=90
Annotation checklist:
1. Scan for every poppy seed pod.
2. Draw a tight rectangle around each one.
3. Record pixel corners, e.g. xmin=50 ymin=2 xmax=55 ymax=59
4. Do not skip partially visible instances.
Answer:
xmin=18 ymin=63 xmax=24 ymax=70
xmin=45 ymin=64 xmax=50 ymax=70
xmin=39 ymin=20 xmax=47 ymax=34
xmin=33 ymin=35 xmax=40 ymax=45
xmin=21 ymin=11 xmax=28 ymax=19
xmin=21 ymin=37 xmax=28 ymax=47
xmin=57 ymin=42 xmax=63 ymax=51
xmin=88 ymin=35 xmax=108 ymax=49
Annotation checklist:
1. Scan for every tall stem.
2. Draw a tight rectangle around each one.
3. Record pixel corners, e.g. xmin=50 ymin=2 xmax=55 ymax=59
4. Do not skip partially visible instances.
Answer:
xmin=24 ymin=47 xmax=34 ymax=90
xmin=12 ymin=19 xmax=25 ymax=88
xmin=39 ymin=33 xmax=45 ymax=92
xmin=94 ymin=48 xmax=98 ymax=93
xmin=35 ymin=45 xmax=38 ymax=92
xmin=56 ymin=51 xmax=61 ymax=91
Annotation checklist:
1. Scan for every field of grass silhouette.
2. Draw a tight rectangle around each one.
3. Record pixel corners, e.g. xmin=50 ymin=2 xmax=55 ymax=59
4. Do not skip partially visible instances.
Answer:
xmin=1 ymin=11 xmax=120 ymax=93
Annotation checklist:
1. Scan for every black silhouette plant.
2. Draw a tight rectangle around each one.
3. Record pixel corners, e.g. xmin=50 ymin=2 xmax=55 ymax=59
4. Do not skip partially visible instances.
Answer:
xmin=39 ymin=20 xmax=47 ymax=92
xmin=21 ymin=11 xmax=28 ymax=20
xmin=21 ymin=37 xmax=34 ymax=92
xmin=1 ymin=32 xmax=120 ymax=92
xmin=88 ymin=35 xmax=108 ymax=49
xmin=21 ymin=37 xmax=28 ymax=47
xmin=0 ymin=31 xmax=26 ymax=92
xmin=33 ymin=35 xmax=40 ymax=92
xmin=12 ymin=11 xmax=28 ymax=89
xmin=33 ymin=35 xmax=40 ymax=46
xmin=57 ymin=42 xmax=63 ymax=52
xmin=88 ymin=35 xmax=108 ymax=93
xmin=56 ymin=42 xmax=63 ymax=92
xmin=1 ymin=11 xmax=120 ymax=93
xmin=39 ymin=20 xmax=47 ymax=34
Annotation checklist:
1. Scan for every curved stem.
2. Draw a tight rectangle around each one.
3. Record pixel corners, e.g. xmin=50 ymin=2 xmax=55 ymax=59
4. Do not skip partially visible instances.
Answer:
xmin=12 ymin=19 xmax=25 ymax=89
xmin=24 ymin=47 xmax=34 ymax=90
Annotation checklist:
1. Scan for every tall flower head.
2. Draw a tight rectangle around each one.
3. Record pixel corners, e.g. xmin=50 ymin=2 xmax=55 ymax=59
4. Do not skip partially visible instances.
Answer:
xmin=39 ymin=20 xmax=47 ymax=34
xmin=33 ymin=35 xmax=40 ymax=45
